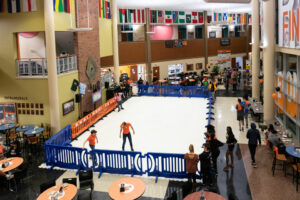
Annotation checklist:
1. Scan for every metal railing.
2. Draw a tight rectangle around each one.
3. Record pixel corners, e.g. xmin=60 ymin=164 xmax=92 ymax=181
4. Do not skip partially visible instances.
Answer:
xmin=17 ymin=55 xmax=77 ymax=77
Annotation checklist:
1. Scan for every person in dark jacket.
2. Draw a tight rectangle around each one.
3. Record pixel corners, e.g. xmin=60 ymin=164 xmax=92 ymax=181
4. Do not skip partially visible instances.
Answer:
xmin=207 ymin=130 xmax=223 ymax=174
xmin=223 ymin=127 xmax=237 ymax=171
xmin=246 ymin=123 xmax=261 ymax=167
xmin=199 ymin=143 xmax=213 ymax=186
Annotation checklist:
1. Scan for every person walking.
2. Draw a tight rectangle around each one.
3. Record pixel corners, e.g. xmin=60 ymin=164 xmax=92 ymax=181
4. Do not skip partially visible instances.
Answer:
xmin=83 ymin=130 xmax=98 ymax=162
xmin=207 ymin=130 xmax=223 ymax=174
xmin=184 ymin=144 xmax=199 ymax=185
xmin=199 ymin=143 xmax=213 ymax=186
xmin=120 ymin=122 xmax=135 ymax=151
xmin=236 ymin=98 xmax=244 ymax=131
xmin=246 ymin=123 xmax=261 ymax=167
xmin=115 ymin=91 xmax=124 ymax=112
xmin=223 ymin=127 xmax=237 ymax=171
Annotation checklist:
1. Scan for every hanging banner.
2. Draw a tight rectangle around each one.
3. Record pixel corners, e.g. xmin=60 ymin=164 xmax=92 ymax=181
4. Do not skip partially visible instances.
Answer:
xmin=279 ymin=0 xmax=300 ymax=48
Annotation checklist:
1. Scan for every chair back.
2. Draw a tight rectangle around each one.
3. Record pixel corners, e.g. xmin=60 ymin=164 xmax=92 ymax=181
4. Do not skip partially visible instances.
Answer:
xmin=40 ymin=180 xmax=55 ymax=193
xmin=273 ymin=146 xmax=279 ymax=157
xmin=28 ymin=136 xmax=39 ymax=144
xmin=62 ymin=178 xmax=77 ymax=187
xmin=79 ymin=169 xmax=94 ymax=189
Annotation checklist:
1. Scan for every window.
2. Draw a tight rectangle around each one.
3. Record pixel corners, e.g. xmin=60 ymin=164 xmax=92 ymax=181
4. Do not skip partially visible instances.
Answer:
xmin=196 ymin=63 xmax=203 ymax=70
xmin=195 ymin=26 xmax=203 ymax=39
xmin=178 ymin=26 xmax=187 ymax=40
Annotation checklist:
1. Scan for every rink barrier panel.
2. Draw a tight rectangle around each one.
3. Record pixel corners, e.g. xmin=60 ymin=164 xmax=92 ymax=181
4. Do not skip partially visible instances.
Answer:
xmin=91 ymin=149 xmax=144 ymax=178
xmin=138 ymin=85 xmax=209 ymax=98
xmin=45 ymin=125 xmax=71 ymax=146
xmin=206 ymin=92 xmax=215 ymax=126
xmin=71 ymin=97 xmax=118 ymax=139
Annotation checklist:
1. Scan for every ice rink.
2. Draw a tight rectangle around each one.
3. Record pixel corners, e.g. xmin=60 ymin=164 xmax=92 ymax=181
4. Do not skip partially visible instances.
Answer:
xmin=71 ymin=96 xmax=209 ymax=155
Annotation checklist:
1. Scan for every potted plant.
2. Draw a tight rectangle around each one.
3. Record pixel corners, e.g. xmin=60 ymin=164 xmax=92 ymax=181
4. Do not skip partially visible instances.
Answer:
xmin=212 ymin=65 xmax=220 ymax=75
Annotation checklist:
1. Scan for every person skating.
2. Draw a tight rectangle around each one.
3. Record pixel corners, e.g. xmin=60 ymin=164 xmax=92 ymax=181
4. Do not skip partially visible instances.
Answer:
xmin=246 ymin=123 xmax=261 ymax=167
xmin=236 ymin=98 xmax=244 ymax=131
xmin=82 ymin=130 xmax=98 ymax=162
xmin=223 ymin=127 xmax=237 ymax=171
xmin=115 ymin=91 xmax=125 ymax=112
xmin=120 ymin=122 xmax=135 ymax=151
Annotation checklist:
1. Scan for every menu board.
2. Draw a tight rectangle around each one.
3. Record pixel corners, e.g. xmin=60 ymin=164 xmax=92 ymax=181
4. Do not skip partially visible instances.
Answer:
xmin=0 ymin=103 xmax=17 ymax=124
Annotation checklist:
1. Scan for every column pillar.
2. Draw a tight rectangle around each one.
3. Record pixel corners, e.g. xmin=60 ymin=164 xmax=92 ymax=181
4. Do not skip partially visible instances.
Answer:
xmin=112 ymin=0 xmax=119 ymax=83
xmin=204 ymin=11 xmax=208 ymax=67
xmin=145 ymin=8 xmax=152 ymax=83
xmin=251 ymin=0 xmax=260 ymax=98
xmin=263 ymin=0 xmax=275 ymax=122
xmin=44 ymin=0 xmax=60 ymax=133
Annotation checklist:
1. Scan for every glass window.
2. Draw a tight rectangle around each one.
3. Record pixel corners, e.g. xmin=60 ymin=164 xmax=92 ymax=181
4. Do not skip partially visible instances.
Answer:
xmin=286 ymin=115 xmax=296 ymax=136
xmin=195 ymin=26 xmax=203 ymax=39
xmin=276 ymin=106 xmax=284 ymax=122
xmin=276 ymin=52 xmax=283 ymax=74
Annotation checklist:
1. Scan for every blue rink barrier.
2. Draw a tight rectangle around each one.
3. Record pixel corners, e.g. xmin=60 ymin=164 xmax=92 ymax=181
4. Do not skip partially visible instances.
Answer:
xmin=146 ymin=152 xmax=201 ymax=183
xmin=45 ymin=125 xmax=71 ymax=146
xmin=138 ymin=85 xmax=209 ymax=98
xmin=206 ymin=92 xmax=215 ymax=127
xmin=91 ymin=149 xmax=144 ymax=178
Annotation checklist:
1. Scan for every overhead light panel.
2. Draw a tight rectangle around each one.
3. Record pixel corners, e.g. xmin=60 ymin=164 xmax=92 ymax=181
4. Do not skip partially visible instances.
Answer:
xmin=204 ymin=0 xmax=250 ymax=3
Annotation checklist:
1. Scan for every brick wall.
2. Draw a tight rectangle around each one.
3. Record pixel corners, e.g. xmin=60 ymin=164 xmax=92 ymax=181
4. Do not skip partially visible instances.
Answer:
xmin=74 ymin=0 xmax=101 ymax=115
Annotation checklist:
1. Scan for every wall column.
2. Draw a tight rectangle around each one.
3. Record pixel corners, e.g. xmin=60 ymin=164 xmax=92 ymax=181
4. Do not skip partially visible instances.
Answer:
xmin=263 ymin=0 xmax=275 ymax=122
xmin=204 ymin=11 xmax=208 ymax=67
xmin=145 ymin=8 xmax=152 ymax=83
xmin=251 ymin=0 xmax=260 ymax=98
xmin=112 ymin=0 xmax=119 ymax=83
xmin=44 ymin=0 xmax=60 ymax=133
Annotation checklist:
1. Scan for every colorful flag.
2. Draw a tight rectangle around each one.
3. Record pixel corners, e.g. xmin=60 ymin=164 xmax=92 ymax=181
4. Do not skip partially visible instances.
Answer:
xmin=198 ymin=12 xmax=203 ymax=23
xmin=213 ymin=13 xmax=217 ymax=22
xmin=192 ymin=12 xmax=198 ymax=23
xmin=22 ymin=0 xmax=37 ymax=12
xmin=223 ymin=13 xmax=227 ymax=22
xmin=186 ymin=11 xmax=191 ymax=23
xmin=119 ymin=8 xmax=127 ymax=23
xmin=218 ymin=13 xmax=222 ymax=21
xmin=179 ymin=11 xmax=185 ymax=23
xmin=8 ymin=0 xmax=21 ymax=13
xmin=229 ymin=14 xmax=232 ymax=22
xmin=53 ymin=0 xmax=64 ymax=12
xmin=136 ymin=9 xmax=144 ymax=23
xmin=99 ymin=0 xmax=104 ymax=17
xmin=128 ymin=9 xmax=135 ymax=23
xmin=207 ymin=15 xmax=212 ymax=23
xmin=150 ymin=10 xmax=157 ymax=23
xmin=248 ymin=14 xmax=252 ymax=24
xmin=0 ymin=0 xmax=4 ymax=12
xmin=172 ymin=11 xmax=179 ymax=23
xmin=157 ymin=10 xmax=164 ymax=23
xmin=165 ymin=10 xmax=172 ymax=23
xmin=105 ymin=1 xmax=110 ymax=19
xmin=232 ymin=13 xmax=235 ymax=22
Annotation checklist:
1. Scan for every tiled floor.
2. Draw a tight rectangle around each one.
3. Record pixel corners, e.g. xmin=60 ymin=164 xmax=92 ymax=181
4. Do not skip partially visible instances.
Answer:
xmin=1 ymin=88 xmax=300 ymax=200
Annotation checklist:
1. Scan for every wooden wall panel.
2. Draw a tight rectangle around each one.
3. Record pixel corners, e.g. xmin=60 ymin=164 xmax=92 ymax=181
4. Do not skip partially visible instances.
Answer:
xmin=151 ymin=39 xmax=204 ymax=62
xmin=100 ymin=56 xmax=114 ymax=67
xmin=118 ymin=42 xmax=146 ymax=65
xmin=208 ymin=37 xmax=247 ymax=56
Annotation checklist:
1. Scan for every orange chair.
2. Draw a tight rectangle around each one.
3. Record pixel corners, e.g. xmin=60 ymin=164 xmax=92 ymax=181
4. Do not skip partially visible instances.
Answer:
xmin=40 ymin=125 xmax=51 ymax=143
xmin=272 ymin=146 xmax=287 ymax=176
xmin=27 ymin=136 xmax=39 ymax=155
xmin=292 ymin=163 xmax=300 ymax=192
xmin=8 ymin=130 xmax=17 ymax=145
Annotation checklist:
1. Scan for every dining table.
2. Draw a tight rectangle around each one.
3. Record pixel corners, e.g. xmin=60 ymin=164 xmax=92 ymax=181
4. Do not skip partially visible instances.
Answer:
xmin=0 ymin=157 xmax=24 ymax=173
xmin=24 ymin=127 xmax=44 ymax=136
xmin=16 ymin=124 xmax=35 ymax=132
xmin=184 ymin=191 xmax=226 ymax=200
xmin=37 ymin=184 xmax=77 ymax=200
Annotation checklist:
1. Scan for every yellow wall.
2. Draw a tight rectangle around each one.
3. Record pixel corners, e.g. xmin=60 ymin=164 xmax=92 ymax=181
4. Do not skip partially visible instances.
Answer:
xmin=54 ymin=3 xmax=76 ymax=31
xmin=99 ymin=18 xmax=113 ymax=57
xmin=119 ymin=65 xmax=131 ymax=77
xmin=0 ymin=1 xmax=50 ymax=126
xmin=57 ymin=72 xmax=79 ymax=128
xmin=151 ymin=58 xmax=205 ymax=80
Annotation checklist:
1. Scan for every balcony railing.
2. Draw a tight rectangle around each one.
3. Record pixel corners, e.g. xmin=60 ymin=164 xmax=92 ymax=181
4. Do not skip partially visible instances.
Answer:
xmin=17 ymin=55 xmax=77 ymax=77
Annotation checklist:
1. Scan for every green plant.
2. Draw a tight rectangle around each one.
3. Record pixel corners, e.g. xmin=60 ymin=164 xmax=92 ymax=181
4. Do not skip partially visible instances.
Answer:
xmin=212 ymin=65 xmax=220 ymax=75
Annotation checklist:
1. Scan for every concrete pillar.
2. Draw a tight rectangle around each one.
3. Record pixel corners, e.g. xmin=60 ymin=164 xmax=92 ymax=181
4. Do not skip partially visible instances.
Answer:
xmin=145 ymin=8 xmax=152 ymax=83
xmin=204 ymin=11 xmax=208 ymax=67
xmin=44 ymin=0 xmax=60 ymax=133
xmin=263 ymin=0 xmax=275 ymax=122
xmin=112 ymin=0 xmax=119 ymax=83
xmin=251 ymin=0 xmax=260 ymax=98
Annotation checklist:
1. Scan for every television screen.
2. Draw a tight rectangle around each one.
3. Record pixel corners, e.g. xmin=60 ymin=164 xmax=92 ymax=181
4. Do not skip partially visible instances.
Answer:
xmin=209 ymin=32 xmax=216 ymax=38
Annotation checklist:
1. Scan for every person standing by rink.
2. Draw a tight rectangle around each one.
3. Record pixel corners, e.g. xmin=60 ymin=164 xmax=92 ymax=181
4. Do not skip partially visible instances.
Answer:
xmin=120 ymin=122 xmax=135 ymax=151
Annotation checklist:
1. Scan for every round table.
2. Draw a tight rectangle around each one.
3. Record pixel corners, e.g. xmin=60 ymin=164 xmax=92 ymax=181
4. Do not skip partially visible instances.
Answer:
xmin=286 ymin=146 xmax=300 ymax=158
xmin=0 ymin=157 xmax=24 ymax=173
xmin=108 ymin=177 xmax=145 ymax=200
xmin=16 ymin=124 xmax=35 ymax=132
xmin=37 ymin=184 xmax=77 ymax=200
xmin=184 ymin=191 xmax=226 ymax=200
xmin=24 ymin=127 xmax=44 ymax=136
xmin=0 ymin=124 xmax=16 ymax=131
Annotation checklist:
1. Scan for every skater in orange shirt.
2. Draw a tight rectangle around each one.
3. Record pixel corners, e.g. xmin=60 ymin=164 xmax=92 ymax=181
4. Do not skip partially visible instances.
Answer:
xmin=120 ymin=122 xmax=135 ymax=151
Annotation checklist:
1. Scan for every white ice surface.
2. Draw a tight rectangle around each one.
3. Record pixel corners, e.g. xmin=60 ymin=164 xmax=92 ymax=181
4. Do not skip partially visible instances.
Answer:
xmin=71 ymin=96 xmax=208 ymax=155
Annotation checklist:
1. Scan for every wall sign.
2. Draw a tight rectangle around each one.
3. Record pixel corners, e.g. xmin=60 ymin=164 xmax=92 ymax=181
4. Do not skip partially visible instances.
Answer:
xmin=220 ymin=38 xmax=230 ymax=46
xmin=4 ymin=96 xmax=28 ymax=101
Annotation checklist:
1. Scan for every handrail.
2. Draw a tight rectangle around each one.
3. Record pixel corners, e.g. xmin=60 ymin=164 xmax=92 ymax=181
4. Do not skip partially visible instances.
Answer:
xmin=71 ymin=97 xmax=117 ymax=139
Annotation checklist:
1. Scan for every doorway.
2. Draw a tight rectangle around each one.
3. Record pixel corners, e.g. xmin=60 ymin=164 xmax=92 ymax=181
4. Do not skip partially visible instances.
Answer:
xmin=153 ymin=66 xmax=160 ymax=81
xmin=130 ymin=65 xmax=138 ymax=81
